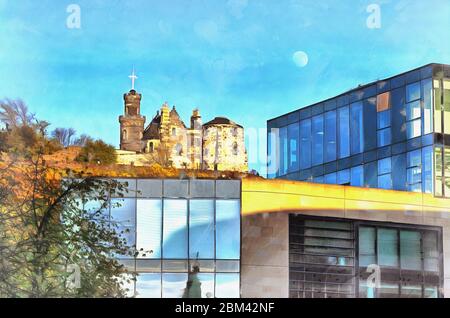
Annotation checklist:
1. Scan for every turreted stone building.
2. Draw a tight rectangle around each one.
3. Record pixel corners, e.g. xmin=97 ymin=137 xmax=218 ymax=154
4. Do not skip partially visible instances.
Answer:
xmin=118 ymin=87 xmax=248 ymax=172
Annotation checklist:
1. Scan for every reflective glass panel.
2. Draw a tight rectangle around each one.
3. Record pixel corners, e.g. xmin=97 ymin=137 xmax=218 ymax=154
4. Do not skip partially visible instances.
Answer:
xmin=378 ymin=174 xmax=392 ymax=190
xmin=162 ymin=273 xmax=188 ymax=298
xmin=400 ymin=231 xmax=421 ymax=270
xmin=324 ymin=111 xmax=337 ymax=163
xmin=377 ymin=92 xmax=390 ymax=112
xmin=110 ymin=198 xmax=136 ymax=251
xmin=216 ymin=200 xmax=240 ymax=260
xmin=377 ymin=110 xmax=390 ymax=129
xmin=338 ymin=106 xmax=350 ymax=159
xmin=215 ymin=273 xmax=240 ymax=298
xmin=406 ymin=100 xmax=421 ymax=121
xmin=377 ymin=128 xmax=391 ymax=147
xmin=300 ymin=119 xmax=312 ymax=169
xmin=136 ymin=199 xmax=162 ymax=258
xmin=422 ymin=79 xmax=433 ymax=134
xmin=189 ymin=200 xmax=214 ymax=259
xmin=377 ymin=229 xmax=399 ymax=267
xmin=337 ymin=169 xmax=350 ymax=185
xmin=378 ymin=158 xmax=392 ymax=175
xmin=407 ymin=119 xmax=421 ymax=139
xmin=422 ymin=146 xmax=433 ymax=194
xmin=136 ymin=273 xmax=161 ymax=298
xmin=359 ymin=227 xmax=376 ymax=266
xmin=163 ymin=200 xmax=188 ymax=259
xmin=350 ymin=102 xmax=364 ymax=155
xmin=279 ymin=126 xmax=288 ymax=175
xmin=312 ymin=115 xmax=324 ymax=166
xmin=350 ymin=165 xmax=364 ymax=187
xmin=324 ymin=173 xmax=337 ymax=184
xmin=288 ymin=123 xmax=299 ymax=172
xmin=406 ymin=82 xmax=421 ymax=103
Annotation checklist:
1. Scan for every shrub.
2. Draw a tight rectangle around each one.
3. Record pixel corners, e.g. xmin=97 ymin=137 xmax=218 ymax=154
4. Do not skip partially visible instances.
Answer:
xmin=76 ymin=139 xmax=117 ymax=165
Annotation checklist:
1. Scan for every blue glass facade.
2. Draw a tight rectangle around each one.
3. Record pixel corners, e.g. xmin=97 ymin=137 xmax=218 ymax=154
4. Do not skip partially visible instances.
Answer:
xmin=268 ymin=63 xmax=450 ymax=198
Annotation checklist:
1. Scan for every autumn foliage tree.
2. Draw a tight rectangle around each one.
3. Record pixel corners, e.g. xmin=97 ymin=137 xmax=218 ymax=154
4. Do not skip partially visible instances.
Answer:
xmin=0 ymin=99 xmax=134 ymax=297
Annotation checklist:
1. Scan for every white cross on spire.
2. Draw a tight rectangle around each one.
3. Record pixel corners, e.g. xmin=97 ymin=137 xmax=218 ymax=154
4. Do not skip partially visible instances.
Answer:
xmin=129 ymin=68 xmax=138 ymax=90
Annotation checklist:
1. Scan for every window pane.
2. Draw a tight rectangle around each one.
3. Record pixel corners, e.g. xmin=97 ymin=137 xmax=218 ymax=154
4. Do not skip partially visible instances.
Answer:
xmin=401 ymin=284 xmax=422 ymax=298
xmin=288 ymin=123 xmax=299 ymax=172
xmin=338 ymin=106 xmax=350 ymax=159
xmin=350 ymin=102 xmax=364 ymax=155
xmin=312 ymin=115 xmax=324 ymax=166
xmin=377 ymin=110 xmax=391 ymax=129
xmin=423 ymin=231 xmax=439 ymax=272
xmin=435 ymin=147 xmax=443 ymax=197
xmin=445 ymin=147 xmax=450 ymax=198
xmin=359 ymin=227 xmax=376 ymax=266
xmin=444 ymin=80 xmax=450 ymax=135
xmin=189 ymin=200 xmax=214 ymax=259
xmin=434 ymin=79 xmax=442 ymax=134
xmin=267 ymin=128 xmax=278 ymax=178
xmin=136 ymin=273 xmax=161 ymax=298
xmin=406 ymin=100 xmax=421 ymax=121
xmin=111 ymin=198 xmax=136 ymax=254
xmin=407 ymin=167 xmax=422 ymax=187
xmin=337 ymin=169 xmax=350 ymax=185
xmin=377 ymin=128 xmax=391 ymax=147
xmin=422 ymin=146 xmax=433 ymax=194
xmin=377 ymin=228 xmax=398 ymax=267
xmin=407 ymin=149 xmax=421 ymax=168
xmin=407 ymin=119 xmax=421 ymax=139
xmin=324 ymin=173 xmax=337 ymax=184
xmin=378 ymin=158 xmax=392 ymax=175
xmin=379 ymin=283 xmax=400 ymax=298
xmin=400 ymin=230 xmax=421 ymax=270
xmin=279 ymin=127 xmax=288 ymax=175
xmin=377 ymin=92 xmax=390 ymax=112
xmin=215 ymin=273 xmax=240 ymax=298
xmin=216 ymin=200 xmax=240 ymax=260
xmin=181 ymin=273 xmax=214 ymax=298
xmin=300 ymin=119 xmax=312 ymax=169
xmin=351 ymin=165 xmax=363 ymax=187
xmin=163 ymin=200 xmax=188 ymax=259
xmin=424 ymin=286 xmax=438 ymax=298
xmin=162 ymin=273 xmax=188 ymax=298
xmin=422 ymin=79 xmax=433 ymax=134
xmin=137 ymin=199 xmax=162 ymax=258
xmin=378 ymin=174 xmax=392 ymax=190
xmin=406 ymin=82 xmax=421 ymax=103
xmin=324 ymin=111 xmax=337 ymax=163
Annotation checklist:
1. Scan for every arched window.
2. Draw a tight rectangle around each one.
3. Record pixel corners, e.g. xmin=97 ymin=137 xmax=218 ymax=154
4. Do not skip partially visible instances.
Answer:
xmin=232 ymin=127 xmax=238 ymax=137
xmin=123 ymin=129 xmax=128 ymax=141
xmin=232 ymin=142 xmax=238 ymax=155
xmin=175 ymin=143 xmax=183 ymax=156
xmin=172 ymin=127 xmax=176 ymax=136
xmin=149 ymin=142 xmax=154 ymax=153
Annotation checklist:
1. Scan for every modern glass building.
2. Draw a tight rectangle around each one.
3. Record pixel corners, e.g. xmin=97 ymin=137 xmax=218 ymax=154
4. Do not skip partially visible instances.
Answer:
xmin=86 ymin=179 xmax=241 ymax=298
xmin=267 ymin=63 xmax=450 ymax=198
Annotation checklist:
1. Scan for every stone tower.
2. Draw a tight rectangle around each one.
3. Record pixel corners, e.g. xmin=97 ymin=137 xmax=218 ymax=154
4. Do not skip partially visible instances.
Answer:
xmin=119 ymin=89 xmax=146 ymax=152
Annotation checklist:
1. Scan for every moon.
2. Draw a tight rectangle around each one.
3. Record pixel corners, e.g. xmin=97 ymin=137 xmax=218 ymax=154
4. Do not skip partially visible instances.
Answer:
xmin=292 ymin=51 xmax=309 ymax=68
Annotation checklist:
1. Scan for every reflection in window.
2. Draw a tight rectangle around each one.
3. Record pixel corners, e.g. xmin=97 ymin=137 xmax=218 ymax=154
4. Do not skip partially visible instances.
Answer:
xmin=444 ymin=80 xmax=450 ymax=135
xmin=445 ymin=147 xmax=450 ymax=197
xmin=300 ymin=119 xmax=312 ymax=169
xmin=163 ymin=200 xmax=188 ymax=259
xmin=216 ymin=200 xmax=240 ymax=260
xmin=337 ymin=169 xmax=350 ymax=185
xmin=406 ymin=100 xmax=421 ymax=121
xmin=338 ymin=107 xmax=350 ymax=159
xmin=400 ymin=231 xmax=421 ymax=270
xmin=312 ymin=115 xmax=324 ymax=166
xmin=377 ymin=229 xmax=398 ymax=267
xmin=377 ymin=92 xmax=390 ymax=112
xmin=406 ymin=119 xmax=421 ymax=139
xmin=137 ymin=199 xmax=162 ymax=258
xmin=136 ymin=273 xmax=161 ymax=298
xmin=162 ymin=273 xmax=188 ymax=298
xmin=287 ymin=123 xmax=299 ymax=172
xmin=182 ymin=273 xmax=214 ymax=298
xmin=422 ymin=79 xmax=433 ymax=135
xmin=279 ymin=127 xmax=288 ymax=175
xmin=407 ymin=150 xmax=422 ymax=192
xmin=215 ymin=273 xmax=240 ymax=298
xmin=324 ymin=111 xmax=337 ymax=163
xmin=324 ymin=173 xmax=336 ymax=184
xmin=422 ymin=146 xmax=433 ymax=194
xmin=350 ymin=102 xmax=364 ymax=155
xmin=350 ymin=165 xmax=363 ymax=187
xmin=435 ymin=147 xmax=443 ymax=197
xmin=111 ymin=198 xmax=136 ymax=253
xmin=377 ymin=158 xmax=392 ymax=190
xmin=189 ymin=200 xmax=214 ymax=259
xmin=377 ymin=128 xmax=391 ymax=147
xmin=406 ymin=82 xmax=421 ymax=103
xmin=359 ymin=227 xmax=376 ymax=266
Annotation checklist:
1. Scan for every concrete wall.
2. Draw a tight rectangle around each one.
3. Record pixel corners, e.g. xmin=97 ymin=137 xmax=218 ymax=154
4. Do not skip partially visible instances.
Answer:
xmin=241 ymin=213 xmax=289 ymax=298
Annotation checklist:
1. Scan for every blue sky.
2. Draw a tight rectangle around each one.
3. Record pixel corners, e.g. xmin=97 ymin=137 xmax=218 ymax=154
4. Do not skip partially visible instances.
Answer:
xmin=0 ymin=0 xmax=449 ymax=174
